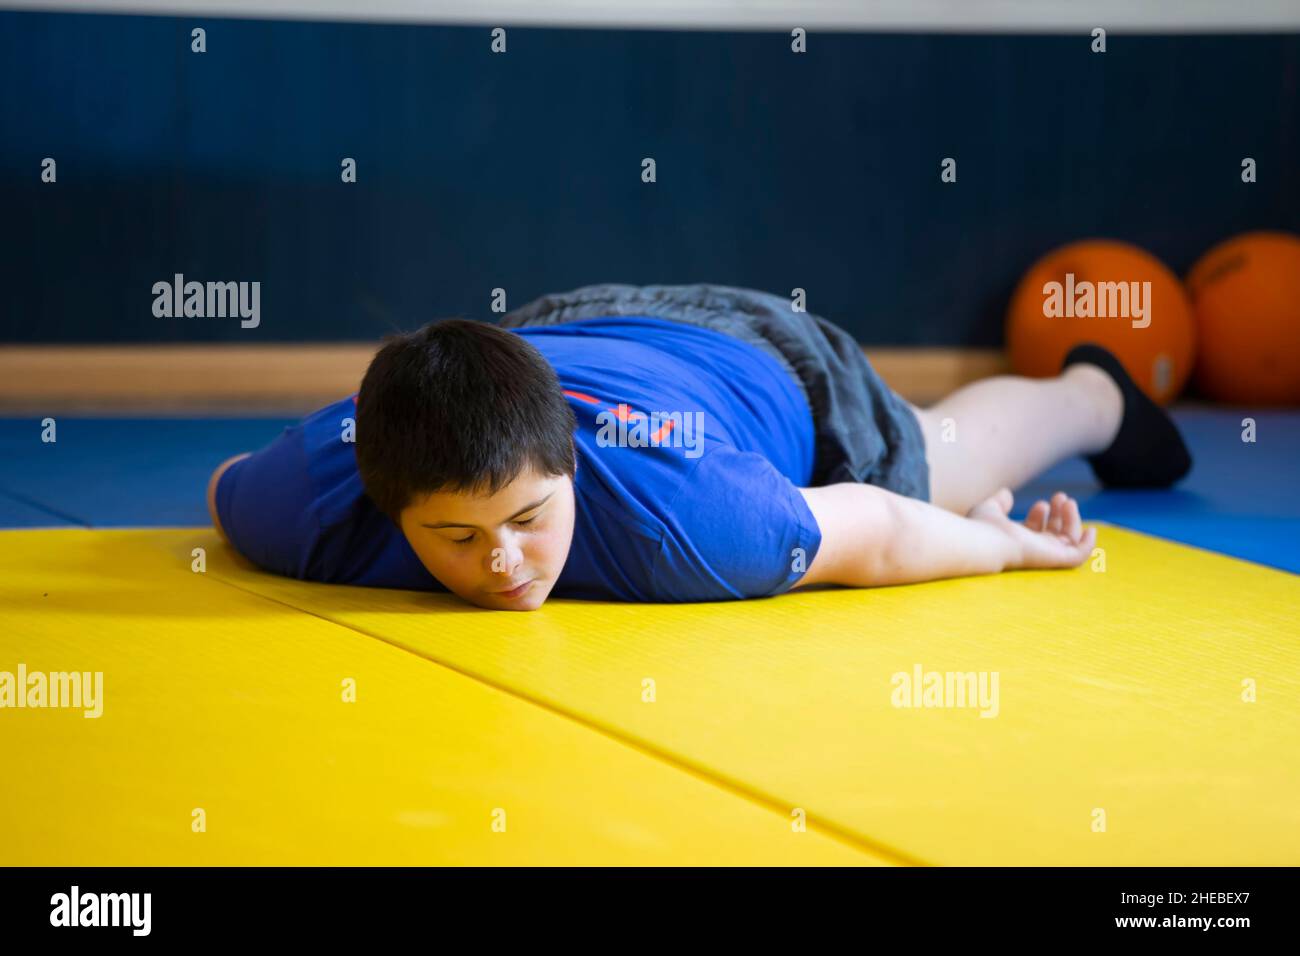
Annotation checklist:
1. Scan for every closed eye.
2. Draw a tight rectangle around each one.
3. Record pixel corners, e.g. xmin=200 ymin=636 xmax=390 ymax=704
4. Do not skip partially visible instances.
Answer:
xmin=450 ymin=514 xmax=537 ymax=545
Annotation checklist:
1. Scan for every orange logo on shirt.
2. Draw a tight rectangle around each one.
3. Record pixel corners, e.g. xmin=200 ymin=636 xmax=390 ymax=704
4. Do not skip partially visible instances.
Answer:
xmin=351 ymin=390 xmax=674 ymax=444
xmin=564 ymin=389 xmax=675 ymax=443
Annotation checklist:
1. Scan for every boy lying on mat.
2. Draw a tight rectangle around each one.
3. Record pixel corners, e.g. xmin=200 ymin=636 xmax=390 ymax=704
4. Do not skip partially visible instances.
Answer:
xmin=208 ymin=284 xmax=1190 ymax=610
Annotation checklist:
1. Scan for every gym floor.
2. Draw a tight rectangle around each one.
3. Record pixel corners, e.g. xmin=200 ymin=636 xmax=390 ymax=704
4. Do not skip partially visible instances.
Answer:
xmin=1 ymin=405 xmax=1296 ymax=865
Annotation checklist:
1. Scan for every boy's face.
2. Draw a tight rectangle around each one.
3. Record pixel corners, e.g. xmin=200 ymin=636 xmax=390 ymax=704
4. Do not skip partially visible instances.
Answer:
xmin=398 ymin=466 xmax=575 ymax=611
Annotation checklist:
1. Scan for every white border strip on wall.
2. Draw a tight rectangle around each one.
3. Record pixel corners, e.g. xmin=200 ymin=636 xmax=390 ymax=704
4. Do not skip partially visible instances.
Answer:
xmin=2 ymin=0 xmax=1299 ymax=32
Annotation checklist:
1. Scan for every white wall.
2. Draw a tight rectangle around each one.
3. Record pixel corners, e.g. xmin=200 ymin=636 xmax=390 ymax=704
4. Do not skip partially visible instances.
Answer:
xmin=4 ymin=0 xmax=1300 ymax=32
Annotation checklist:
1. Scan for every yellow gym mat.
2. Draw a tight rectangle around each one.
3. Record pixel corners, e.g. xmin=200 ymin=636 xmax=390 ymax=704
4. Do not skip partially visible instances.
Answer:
xmin=0 ymin=529 xmax=878 ymax=866
xmin=3 ymin=524 xmax=1297 ymax=865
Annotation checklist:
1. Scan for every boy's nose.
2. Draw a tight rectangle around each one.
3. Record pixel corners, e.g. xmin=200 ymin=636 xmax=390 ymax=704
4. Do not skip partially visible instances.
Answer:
xmin=487 ymin=539 xmax=525 ymax=577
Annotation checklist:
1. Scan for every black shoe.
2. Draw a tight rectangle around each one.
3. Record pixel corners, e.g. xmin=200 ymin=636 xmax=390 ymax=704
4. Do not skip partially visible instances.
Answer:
xmin=1062 ymin=343 xmax=1193 ymax=488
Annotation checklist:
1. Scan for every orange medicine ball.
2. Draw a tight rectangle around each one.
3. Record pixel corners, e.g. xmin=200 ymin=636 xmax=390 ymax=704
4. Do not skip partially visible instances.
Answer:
xmin=1185 ymin=231 xmax=1300 ymax=406
xmin=1006 ymin=240 xmax=1196 ymax=405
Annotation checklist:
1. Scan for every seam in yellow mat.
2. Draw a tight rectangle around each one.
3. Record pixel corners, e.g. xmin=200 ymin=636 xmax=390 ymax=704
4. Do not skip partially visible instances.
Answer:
xmin=204 ymin=570 xmax=928 ymax=867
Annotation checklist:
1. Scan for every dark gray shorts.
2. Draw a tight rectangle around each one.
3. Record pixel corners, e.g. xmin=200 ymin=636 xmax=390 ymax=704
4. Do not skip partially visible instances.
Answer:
xmin=497 ymin=282 xmax=930 ymax=500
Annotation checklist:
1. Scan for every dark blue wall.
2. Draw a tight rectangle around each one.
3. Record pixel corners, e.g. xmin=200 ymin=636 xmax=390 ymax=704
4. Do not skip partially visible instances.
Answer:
xmin=1 ymin=11 xmax=1296 ymax=344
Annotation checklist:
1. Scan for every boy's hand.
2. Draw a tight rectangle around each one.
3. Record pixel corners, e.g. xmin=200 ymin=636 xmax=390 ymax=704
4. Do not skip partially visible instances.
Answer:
xmin=966 ymin=488 xmax=1097 ymax=570
xmin=794 ymin=481 xmax=1096 ymax=591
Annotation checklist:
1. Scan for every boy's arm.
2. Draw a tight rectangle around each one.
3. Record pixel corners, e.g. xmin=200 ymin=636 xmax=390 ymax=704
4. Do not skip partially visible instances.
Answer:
xmin=207 ymin=452 xmax=251 ymax=544
xmin=790 ymin=483 xmax=1095 ymax=590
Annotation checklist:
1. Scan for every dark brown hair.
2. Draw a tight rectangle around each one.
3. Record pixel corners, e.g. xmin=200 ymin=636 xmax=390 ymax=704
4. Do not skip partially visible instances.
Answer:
xmin=355 ymin=319 xmax=576 ymax=523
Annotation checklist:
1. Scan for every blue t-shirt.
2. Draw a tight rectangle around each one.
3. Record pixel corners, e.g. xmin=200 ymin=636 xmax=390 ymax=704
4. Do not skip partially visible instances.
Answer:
xmin=216 ymin=316 xmax=822 ymax=602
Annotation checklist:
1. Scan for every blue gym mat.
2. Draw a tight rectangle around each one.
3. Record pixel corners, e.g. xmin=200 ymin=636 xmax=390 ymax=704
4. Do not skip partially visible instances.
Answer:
xmin=0 ymin=408 xmax=1295 ymax=573
xmin=1014 ymin=407 xmax=1298 ymax=573
xmin=0 ymin=417 xmax=293 ymax=528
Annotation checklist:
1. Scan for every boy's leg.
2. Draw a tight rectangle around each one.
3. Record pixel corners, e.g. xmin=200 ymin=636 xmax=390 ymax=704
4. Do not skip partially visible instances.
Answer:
xmin=911 ymin=365 xmax=1122 ymax=514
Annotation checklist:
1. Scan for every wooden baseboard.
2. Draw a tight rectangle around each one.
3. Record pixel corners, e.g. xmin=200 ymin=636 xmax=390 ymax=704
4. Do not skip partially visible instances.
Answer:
xmin=0 ymin=345 xmax=374 ymax=415
xmin=865 ymin=348 xmax=1009 ymax=405
xmin=0 ymin=344 xmax=1008 ymax=414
